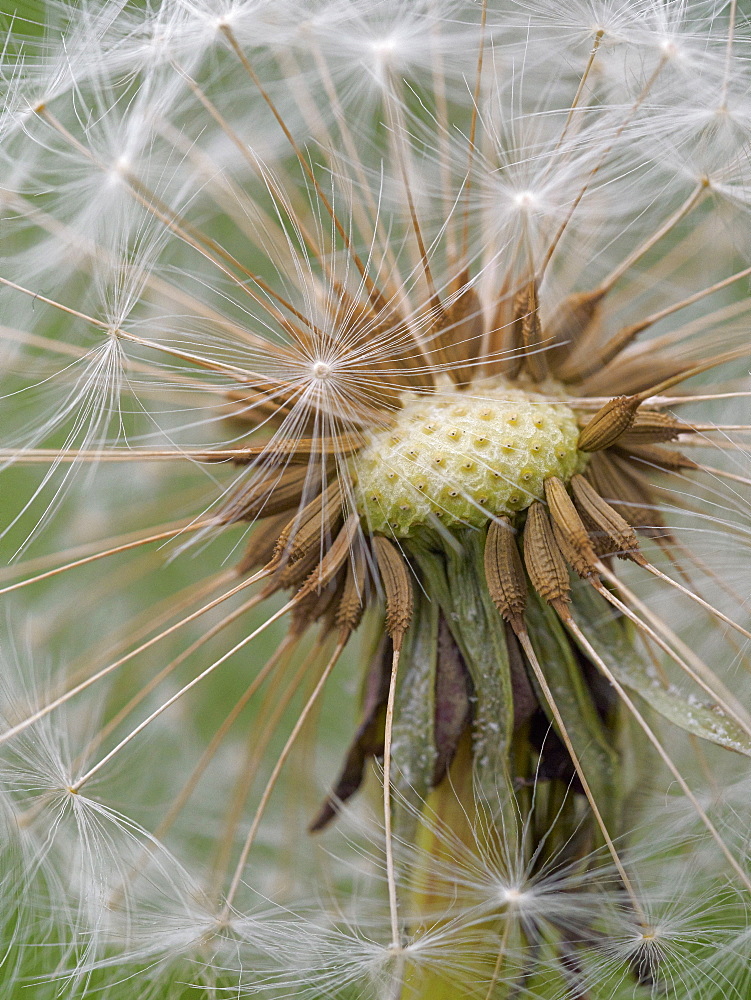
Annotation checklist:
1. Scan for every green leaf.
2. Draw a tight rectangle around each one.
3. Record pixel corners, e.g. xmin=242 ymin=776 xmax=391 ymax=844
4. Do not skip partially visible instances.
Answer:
xmin=411 ymin=529 xmax=515 ymax=798
xmin=525 ymin=590 xmax=621 ymax=828
xmin=570 ymin=583 xmax=751 ymax=758
xmin=392 ymin=586 xmax=439 ymax=826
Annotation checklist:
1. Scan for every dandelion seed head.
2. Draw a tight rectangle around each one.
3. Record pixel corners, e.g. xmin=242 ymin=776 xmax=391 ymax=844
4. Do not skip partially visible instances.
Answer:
xmin=2 ymin=0 xmax=751 ymax=994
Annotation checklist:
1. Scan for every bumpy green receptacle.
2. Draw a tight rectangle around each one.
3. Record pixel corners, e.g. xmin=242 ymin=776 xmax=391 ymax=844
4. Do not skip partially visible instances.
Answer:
xmin=353 ymin=381 xmax=586 ymax=536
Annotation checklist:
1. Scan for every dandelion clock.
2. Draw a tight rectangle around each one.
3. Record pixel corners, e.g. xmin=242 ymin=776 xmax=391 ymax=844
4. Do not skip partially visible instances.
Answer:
xmin=1 ymin=1 xmax=751 ymax=997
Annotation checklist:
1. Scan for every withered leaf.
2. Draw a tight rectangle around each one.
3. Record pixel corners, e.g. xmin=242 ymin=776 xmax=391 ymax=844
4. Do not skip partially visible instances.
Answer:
xmin=309 ymin=636 xmax=392 ymax=832
xmin=432 ymin=615 xmax=473 ymax=785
